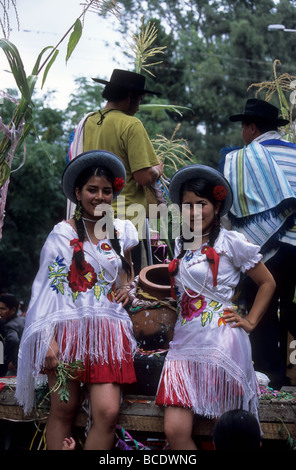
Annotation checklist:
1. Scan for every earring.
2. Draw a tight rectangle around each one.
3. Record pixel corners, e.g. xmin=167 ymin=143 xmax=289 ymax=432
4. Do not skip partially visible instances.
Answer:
xmin=74 ymin=201 xmax=82 ymax=221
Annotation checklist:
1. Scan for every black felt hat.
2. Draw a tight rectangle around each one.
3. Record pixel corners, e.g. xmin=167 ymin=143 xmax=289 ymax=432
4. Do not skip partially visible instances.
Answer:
xmin=92 ymin=69 xmax=161 ymax=96
xmin=229 ymin=98 xmax=289 ymax=126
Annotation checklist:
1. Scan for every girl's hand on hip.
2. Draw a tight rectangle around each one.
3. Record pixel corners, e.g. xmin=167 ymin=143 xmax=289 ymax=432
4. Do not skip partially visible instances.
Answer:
xmin=222 ymin=308 xmax=254 ymax=334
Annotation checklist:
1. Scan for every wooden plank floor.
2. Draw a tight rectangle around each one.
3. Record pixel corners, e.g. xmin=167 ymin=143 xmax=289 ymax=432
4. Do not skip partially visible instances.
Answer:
xmin=0 ymin=377 xmax=295 ymax=441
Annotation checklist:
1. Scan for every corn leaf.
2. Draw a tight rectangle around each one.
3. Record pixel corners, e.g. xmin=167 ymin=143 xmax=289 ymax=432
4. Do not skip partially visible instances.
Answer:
xmin=66 ymin=19 xmax=82 ymax=63
xmin=41 ymin=49 xmax=59 ymax=89
xmin=140 ymin=103 xmax=193 ymax=116
xmin=0 ymin=38 xmax=31 ymax=101
xmin=0 ymin=160 xmax=10 ymax=186
xmin=31 ymin=46 xmax=54 ymax=76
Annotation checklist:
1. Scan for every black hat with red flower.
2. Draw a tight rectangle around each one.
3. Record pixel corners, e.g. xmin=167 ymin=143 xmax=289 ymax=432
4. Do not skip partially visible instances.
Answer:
xmin=169 ymin=164 xmax=233 ymax=216
xmin=62 ymin=150 xmax=126 ymax=203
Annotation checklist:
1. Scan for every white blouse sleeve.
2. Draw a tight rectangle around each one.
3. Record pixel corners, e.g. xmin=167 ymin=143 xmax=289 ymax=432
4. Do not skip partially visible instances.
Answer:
xmin=115 ymin=219 xmax=139 ymax=253
xmin=220 ymin=229 xmax=262 ymax=273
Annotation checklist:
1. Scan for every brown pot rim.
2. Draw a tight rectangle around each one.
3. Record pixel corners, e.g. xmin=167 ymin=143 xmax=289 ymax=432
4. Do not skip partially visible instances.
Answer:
xmin=139 ymin=264 xmax=171 ymax=289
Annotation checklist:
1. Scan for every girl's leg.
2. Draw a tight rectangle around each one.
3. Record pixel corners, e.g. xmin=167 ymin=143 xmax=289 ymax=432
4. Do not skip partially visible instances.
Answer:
xmin=164 ymin=406 xmax=197 ymax=450
xmin=46 ymin=375 xmax=81 ymax=450
xmin=84 ymin=382 xmax=121 ymax=450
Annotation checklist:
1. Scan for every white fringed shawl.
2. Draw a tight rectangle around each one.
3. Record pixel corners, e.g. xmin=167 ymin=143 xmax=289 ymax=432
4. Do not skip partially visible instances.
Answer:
xmin=157 ymin=228 xmax=262 ymax=421
xmin=15 ymin=220 xmax=138 ymax=414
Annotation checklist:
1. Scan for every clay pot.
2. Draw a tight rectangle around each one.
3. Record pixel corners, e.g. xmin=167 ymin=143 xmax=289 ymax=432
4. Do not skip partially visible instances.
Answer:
xmin=139 ymin=264 xmax=171 ymax=300
xmin=130 ymin=306 xmax=177 ymax=350
xmin=129 ymin=264 xmax=177 ymax=350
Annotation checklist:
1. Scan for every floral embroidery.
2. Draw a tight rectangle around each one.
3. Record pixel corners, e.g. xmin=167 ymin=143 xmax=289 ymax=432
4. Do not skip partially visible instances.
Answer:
xmin=101 ymin=242 xmax=112 ymax=251
xmin=217 ymin=306 xmax=237 ymax=327
xmin=107 ymin=283 xmax=116 ymax=302
xmin=67 ymin=260 xmax=97 ymax=293
xmin=184 ymin=251 xmax=194 ymax=262
xmin=180 ymin=292 xmax=207 ymax=326
xmin=48 ymin=253 xmax=118 ymax=303
xmin=48 ymin=256 xmax=68 ymax=294
xmin=179 ymin=294 xmax=223 ymax=327
xmin=218 ymin=316 xmax=227 ymax=327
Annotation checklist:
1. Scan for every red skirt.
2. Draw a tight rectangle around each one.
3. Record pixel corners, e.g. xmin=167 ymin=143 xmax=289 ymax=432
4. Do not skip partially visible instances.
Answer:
xmin=156 ymin=374 xmax=192 ymax=409
xmin=42 ymin=322 xmax=137 ymax=385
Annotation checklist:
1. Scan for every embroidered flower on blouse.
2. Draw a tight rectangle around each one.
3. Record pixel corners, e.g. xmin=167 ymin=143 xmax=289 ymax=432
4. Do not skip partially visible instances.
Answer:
xmin=48 ymin=256 xmax=67 ymax=294
xmin=101 ymin=242 xmax=112 ymax=251
xmin=180 ymin=292 xmax=207 ymax=324
xmin=106 ymin=282 xmax=116 ymax=302
xmin=184 ymin=251 xmax=194 ymax=262
xmin=67 ymin=260 xmax=97 ymax=293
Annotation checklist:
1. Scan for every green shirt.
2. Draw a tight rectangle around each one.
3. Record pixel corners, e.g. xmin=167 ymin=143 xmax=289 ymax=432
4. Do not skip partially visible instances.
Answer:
xmin=83 ymin=109 xmax=159 ymax=222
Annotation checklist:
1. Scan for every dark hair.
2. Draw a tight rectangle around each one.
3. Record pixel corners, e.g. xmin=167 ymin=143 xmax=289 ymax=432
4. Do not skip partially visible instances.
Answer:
xmin=73 ymin=166 xmax=132 ymax=279
xmin=0 ymin=294 xmax=19 ymax=312
xmin=175 ymin=178 xmax=221 ymax=264
xmin=102 ymin=84 xmax=143 ymax=102
xmin=242 ymin=117 xmax=278 ymax=133
xmin=212 ymin=409 xmax=261 ymax=450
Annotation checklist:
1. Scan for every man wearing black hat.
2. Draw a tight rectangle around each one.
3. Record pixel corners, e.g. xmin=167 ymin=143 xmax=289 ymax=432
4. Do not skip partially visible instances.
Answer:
xmin=69 ymin=69 xmax=163 ymax=274
xmin=220 ymin=98 xmax=296 ymax=388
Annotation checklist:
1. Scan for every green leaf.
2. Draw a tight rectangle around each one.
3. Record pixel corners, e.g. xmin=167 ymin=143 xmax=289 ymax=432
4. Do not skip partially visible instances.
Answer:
xmin=41 ymin=49 xmax=59 ymax=89
xmin=140 ymin=103 xmax=193 ymax=116
xmin=0 ymin=160 xmax=11 ymax=187
xmin=66 ymin=19 xmax=83 ymax=63
xmin=0 ymin=38 xmax=31 ymax=101
xmin=31 ymin=46 xmax=54 ymax=75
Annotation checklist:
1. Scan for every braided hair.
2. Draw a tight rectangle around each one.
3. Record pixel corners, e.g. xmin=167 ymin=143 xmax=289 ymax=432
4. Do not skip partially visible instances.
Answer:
xmin=72 ymin=165 xmax=132 ymax=280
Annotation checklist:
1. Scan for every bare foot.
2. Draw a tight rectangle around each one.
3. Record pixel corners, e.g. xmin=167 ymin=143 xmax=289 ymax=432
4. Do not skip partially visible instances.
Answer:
xmin=62 ymin=437 xmax=76 ymax=450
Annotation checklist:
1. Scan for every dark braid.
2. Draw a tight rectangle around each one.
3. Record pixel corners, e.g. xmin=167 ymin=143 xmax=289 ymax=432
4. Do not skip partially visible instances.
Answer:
xmin=208 ymin=214 xmax=221 ymax=248
xmin=105 ymin=211 xmax=132 ymax=280
xmin=73 ymin=204 xmax=86 ymax=270
xmin=110 ymin=229 xmax=132 ymax=280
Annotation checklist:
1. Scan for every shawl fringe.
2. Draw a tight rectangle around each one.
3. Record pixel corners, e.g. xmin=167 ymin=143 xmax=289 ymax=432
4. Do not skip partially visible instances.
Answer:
xmin=15 ymin=316 xmax=136 ymax=414
xmin=157 ymin=357 xmax=259 ymax=421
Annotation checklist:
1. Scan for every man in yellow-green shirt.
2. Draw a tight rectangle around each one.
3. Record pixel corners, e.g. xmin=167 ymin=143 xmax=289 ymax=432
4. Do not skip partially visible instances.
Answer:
xmin=82 ymin=69 xmax=163 ymax=273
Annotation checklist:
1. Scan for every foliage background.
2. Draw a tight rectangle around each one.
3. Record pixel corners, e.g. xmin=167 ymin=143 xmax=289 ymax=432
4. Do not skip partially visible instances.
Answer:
xmin=1 ymin=0 xmax=296 ymax=305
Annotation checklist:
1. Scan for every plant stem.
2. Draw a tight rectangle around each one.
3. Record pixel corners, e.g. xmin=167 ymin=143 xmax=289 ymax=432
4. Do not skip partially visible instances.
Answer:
xmin=36 ymin=0 xmax=94 ymax=75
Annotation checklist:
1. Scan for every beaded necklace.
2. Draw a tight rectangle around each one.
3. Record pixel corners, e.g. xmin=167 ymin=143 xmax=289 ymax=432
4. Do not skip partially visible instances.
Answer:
xmin=179 ymin=240 xmax=210 ymax=299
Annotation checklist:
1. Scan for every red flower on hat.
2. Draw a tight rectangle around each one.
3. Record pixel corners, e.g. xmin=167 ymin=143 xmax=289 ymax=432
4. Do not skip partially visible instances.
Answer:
xmin=213 ymin=185 xmax=227 ymax=201
xmin=113 ymin=177 xmax=125 ymax=192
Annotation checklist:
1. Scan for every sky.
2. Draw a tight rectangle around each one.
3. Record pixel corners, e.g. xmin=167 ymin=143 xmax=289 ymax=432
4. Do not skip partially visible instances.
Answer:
xmin=0 ymin=0 xmax=130 ymax=109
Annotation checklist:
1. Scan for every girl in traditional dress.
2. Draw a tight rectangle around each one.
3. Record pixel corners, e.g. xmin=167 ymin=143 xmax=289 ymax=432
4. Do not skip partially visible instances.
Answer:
xmin=15 ymin=150 xmax=138 ymax=450
xmin=155 ymin=164 xmax=276 ymax=450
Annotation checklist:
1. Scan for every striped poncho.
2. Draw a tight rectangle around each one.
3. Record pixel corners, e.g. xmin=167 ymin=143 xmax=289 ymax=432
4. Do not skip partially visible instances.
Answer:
xmin=223 ymin=133 xmax=296 ymax=258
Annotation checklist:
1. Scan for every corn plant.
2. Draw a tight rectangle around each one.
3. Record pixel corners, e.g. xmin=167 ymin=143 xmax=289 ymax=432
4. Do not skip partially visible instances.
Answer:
xmin=0 ymin=0 xmax=119 ymax=239
xmin=248 ymin=59 xmax=296 ymax=143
